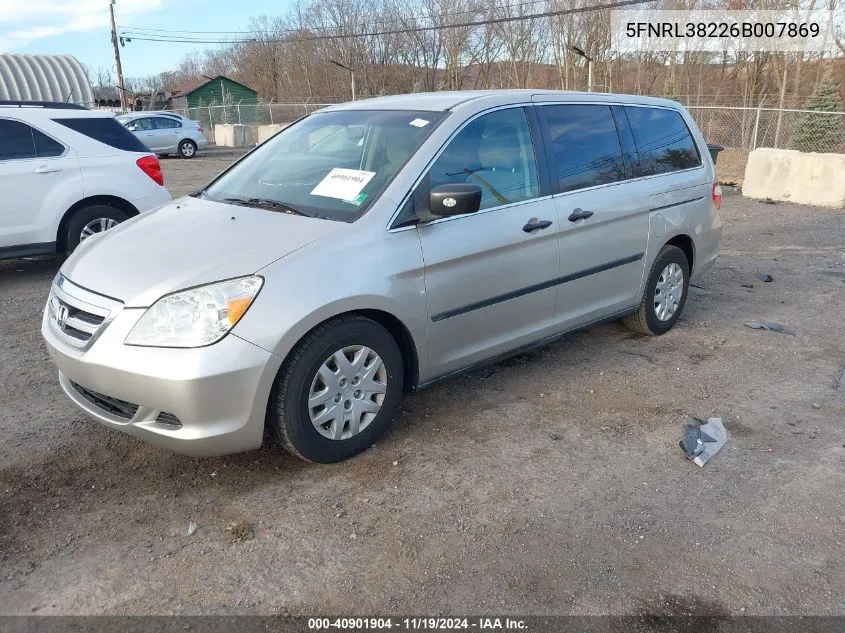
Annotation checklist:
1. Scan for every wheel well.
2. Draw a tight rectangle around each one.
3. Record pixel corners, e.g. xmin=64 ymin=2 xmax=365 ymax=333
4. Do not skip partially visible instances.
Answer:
xmin=354 ymin=309 xmax=419 ymax=393
xmin=290 ymin=309 xmax=419 ymax=393
xmin=56 ymin=196 xmax=139 ymax=252
xmin=666 ymin=234 xmax=695 ymax=272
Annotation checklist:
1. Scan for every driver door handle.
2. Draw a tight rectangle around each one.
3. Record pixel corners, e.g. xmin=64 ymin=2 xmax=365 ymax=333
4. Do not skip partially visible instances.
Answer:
xmin=34 ymin=165 xmax=62 ymax=174
xmin=522 ymin=218 xmax=553 ymax=233
xmin=568 ymin=208 xmax=594 ymax=222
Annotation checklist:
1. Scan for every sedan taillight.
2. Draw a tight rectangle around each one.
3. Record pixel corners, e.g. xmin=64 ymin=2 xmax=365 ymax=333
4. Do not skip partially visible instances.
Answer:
xmin=712 ymin=182 xmax=722 ymax=210
xmin=136 ymin=155 xmax=164 ymax=186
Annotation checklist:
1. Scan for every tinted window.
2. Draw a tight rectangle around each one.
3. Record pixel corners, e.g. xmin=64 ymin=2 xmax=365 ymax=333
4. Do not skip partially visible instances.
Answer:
xmin=624 ymin=106 xmax=702 ymax=176
xmin=32 ymin=128 xmax=65 ymax=157
xmin=55 ymin=117 xmax=149 ymax=152
xmin=539 ymin=105 xmax=625 ymax=193
xmin=154 ymin=117 xmax=180 ymax=129
xmin=427 ymin=108 xmax=539 ymax=211
xmin=0 ymin=119 xmax=37 ymax=160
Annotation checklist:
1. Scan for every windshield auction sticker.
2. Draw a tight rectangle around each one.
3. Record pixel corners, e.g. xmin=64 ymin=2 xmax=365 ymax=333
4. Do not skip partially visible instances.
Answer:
xmin=311 ymin=168 xmax=376 ymax=202
xmin=610 ymin=9 xmax=838 ymax=53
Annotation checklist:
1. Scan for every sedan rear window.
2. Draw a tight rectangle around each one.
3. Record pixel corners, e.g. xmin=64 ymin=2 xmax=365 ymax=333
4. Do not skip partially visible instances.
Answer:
xmin=53 ymin=117 xmax=149 ymax=152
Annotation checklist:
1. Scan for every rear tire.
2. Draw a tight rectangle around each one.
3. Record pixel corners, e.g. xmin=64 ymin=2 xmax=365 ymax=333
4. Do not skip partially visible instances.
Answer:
xmin=270 ymin=315 xmax=404 ymax=463
xmin=64 ymin=205 xmax=129 ymax=254
xmin=623 ymin=244 xmax=690 ymax=336
xmin=177 ymin=139 xmax=197 ymax=159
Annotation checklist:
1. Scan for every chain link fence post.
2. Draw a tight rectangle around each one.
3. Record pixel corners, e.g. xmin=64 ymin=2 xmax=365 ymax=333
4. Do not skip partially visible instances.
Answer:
xmin=751 ymin=99 xmax=765 ymax=151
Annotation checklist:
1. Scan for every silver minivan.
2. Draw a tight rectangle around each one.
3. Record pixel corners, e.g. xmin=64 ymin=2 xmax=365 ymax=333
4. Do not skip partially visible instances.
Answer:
xmin=42 ymin=90 xmax=723 ymax=463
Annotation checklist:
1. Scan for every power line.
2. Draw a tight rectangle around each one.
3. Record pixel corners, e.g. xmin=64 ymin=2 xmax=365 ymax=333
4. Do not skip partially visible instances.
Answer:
xmin=118 ymin=0 xmax=552 ymax=36
xmin=120 ymin=0 xmax=656 ymax=45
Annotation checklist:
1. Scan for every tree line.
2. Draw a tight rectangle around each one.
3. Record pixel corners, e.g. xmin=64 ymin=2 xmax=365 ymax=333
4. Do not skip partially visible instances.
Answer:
xmin=95 ymin=0 xmax=845 ymax=110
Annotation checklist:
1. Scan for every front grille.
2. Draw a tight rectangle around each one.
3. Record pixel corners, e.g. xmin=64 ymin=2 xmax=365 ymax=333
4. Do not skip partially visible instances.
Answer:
xmin=48 ymin=296 xmax=105 ymax=343
xmin=47 ymin=274 xmax=121 ymax=350
xmin=70 ymin=381 xmax=139 ymax=420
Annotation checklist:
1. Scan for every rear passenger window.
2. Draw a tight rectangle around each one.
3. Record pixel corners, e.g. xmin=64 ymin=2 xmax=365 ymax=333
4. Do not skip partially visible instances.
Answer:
xmin=538 ymin=105 xmax=626 ymax=193
xmin=32 ymin=129 xmax=65 ymax=158
xmin=0 ymin=119 xmax=37 ymax=160
xmin=154 ymin=117 xmax=180 ymax=129
xmin=427 ymin=107 xmax=539 ymax=211
xmin=624 ymin=106 xmax=702 ymax=176
xmin=54 ymin=117 xmax=149 ymax=152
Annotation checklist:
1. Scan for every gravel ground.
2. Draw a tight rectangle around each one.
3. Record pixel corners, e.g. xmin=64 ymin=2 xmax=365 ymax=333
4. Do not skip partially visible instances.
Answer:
xmin=0 ymin=154 xmax=843 ymax=616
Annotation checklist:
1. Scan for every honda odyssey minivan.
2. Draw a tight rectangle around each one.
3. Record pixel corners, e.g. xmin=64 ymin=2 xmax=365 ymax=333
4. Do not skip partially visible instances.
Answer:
xmin=42 ymin=90 xmax=722 ymax=463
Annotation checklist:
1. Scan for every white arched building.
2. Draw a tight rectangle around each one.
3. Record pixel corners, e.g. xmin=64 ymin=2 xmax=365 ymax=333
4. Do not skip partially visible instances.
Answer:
xmin=0 ymin=53 xmax=93 ymax=105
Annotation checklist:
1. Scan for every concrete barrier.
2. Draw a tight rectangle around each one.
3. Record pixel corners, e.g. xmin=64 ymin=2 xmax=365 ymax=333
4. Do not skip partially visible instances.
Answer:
xmin=213 ymin=124 xmax=254 ymax=148
xmin=743 ymin=148 xmax=845 ymax=208
xmin=256 ymin=124 xmax=287 ymax=144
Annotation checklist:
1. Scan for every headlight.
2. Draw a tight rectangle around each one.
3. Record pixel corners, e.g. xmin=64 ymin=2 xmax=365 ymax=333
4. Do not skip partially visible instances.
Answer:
xmin=125 ymin=276 xmax=263 ymax=348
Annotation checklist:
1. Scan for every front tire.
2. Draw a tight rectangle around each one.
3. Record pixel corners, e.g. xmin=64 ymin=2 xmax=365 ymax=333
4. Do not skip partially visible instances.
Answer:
xmin=623 ymin=244 xmax=690 ymax=336
xmin=270 ymin=315 xmax=404 ymax=463
xmin=177 ymin=139 xmax=197 ymax=159
xmin=64 ymin=205 xmax=129 ymax=254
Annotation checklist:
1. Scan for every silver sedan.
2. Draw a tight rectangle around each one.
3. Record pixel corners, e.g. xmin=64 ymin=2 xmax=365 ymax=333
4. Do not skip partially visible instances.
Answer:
xmin=117 ymin=112 xmax=208 ymax=159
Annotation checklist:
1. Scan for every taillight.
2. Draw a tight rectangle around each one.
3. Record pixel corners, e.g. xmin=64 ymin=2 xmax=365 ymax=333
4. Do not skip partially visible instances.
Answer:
xmin=136 ymin=155 xmax=164 ymax=186
xmin=197 ymin=126 xmax=204 ymax=134
xmin=712 ymin=182 xmax=722 ymax=210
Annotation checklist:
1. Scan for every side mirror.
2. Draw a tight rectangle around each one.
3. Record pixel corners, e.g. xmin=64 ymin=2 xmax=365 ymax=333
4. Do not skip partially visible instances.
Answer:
xmin=429 ymin=183 xmax=482 ymax=217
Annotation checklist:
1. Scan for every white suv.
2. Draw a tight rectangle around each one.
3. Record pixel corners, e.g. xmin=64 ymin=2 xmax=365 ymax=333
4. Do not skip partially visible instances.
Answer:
xmin=0 ymin=101 xmax=172 ymax=259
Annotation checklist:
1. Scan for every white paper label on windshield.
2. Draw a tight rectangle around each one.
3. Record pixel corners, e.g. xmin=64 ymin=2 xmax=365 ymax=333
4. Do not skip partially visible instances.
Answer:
xmin=310 ymin=168 xmax=376 ymax=201
xmin=409 ymin=118 xmax=429 ymax=127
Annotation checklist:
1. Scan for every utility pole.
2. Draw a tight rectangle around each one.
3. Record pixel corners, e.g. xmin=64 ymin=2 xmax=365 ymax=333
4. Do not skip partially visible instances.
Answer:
xmin=109 ymin=0 xmax=127 ymax=109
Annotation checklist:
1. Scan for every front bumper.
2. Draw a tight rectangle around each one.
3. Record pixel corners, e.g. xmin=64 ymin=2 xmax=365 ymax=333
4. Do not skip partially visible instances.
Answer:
xmin=41 ymin=279 xmax=282 ymax=457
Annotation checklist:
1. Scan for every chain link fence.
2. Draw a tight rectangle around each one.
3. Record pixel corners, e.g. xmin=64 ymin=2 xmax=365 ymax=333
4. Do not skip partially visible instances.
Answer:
xmin=687 ymin=106 xmax=845 ymax=185
xmin=170 ymin=102 xmax=338 ymax=135
xmin=166 ymin=101 xmax=843 ymax=186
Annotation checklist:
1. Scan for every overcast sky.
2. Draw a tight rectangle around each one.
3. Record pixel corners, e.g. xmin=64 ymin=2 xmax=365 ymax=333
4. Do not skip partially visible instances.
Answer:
xmin=0 ymin=0 xmax=291 ymax=79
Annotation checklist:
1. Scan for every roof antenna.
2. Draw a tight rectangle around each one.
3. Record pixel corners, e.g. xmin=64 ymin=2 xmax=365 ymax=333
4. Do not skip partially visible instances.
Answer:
xmin=64 ymin=88 xmax=74 ymax=103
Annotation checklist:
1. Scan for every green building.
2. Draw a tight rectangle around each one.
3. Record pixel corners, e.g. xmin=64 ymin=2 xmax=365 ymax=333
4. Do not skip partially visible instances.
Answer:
xmin=169 ymin=75 xmax=259 ymax=123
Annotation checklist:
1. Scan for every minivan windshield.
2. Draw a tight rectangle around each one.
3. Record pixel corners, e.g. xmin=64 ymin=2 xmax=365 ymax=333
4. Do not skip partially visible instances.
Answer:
xmin=202 ymin=109 xmax=446 ymax=222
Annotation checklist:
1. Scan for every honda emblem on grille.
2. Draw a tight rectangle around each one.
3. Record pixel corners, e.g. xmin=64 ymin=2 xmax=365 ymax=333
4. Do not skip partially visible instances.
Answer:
xmin=56 ymin=304 xmax=69 ymax=330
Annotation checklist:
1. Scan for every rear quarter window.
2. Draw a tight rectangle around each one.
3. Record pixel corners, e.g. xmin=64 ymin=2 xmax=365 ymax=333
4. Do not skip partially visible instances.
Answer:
xmin=32 ymin=128 xmax=65 ymax=157
xmin=624 ymin=106 xmax=702 ymax=176
xmin=53 ymin=117 xmax=149 ymax=152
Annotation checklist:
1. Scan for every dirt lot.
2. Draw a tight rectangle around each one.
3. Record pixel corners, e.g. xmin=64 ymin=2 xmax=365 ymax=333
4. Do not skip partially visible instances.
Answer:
xmin=1 ymin=154 xmax=843 ymax=616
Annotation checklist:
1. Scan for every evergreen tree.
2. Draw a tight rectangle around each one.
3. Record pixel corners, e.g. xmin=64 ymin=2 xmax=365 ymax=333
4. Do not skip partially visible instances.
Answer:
xmin=793 ymin=79 xmax=842 ymax=153
xmin=663 ymin=79 xmax=679 ymax=102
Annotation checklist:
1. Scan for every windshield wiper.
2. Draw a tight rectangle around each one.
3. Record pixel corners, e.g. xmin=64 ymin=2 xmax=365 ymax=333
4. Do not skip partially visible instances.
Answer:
xmin=446 ymin=167 xmax=486 ymax=177
xmin=222 ymin=197 xmax=310 ymax=217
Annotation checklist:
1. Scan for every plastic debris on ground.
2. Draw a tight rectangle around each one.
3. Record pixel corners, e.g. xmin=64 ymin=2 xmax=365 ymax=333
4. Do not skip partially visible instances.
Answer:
xmin=744 ymin=320 xmax=795 ymax=335
xmin=187 ymin=522 xmax=199 ymax=536
xmin=679 ymin=417 xmax=728 ymax=467
xmin=755 ymin=273 xmax=774 ymax=282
